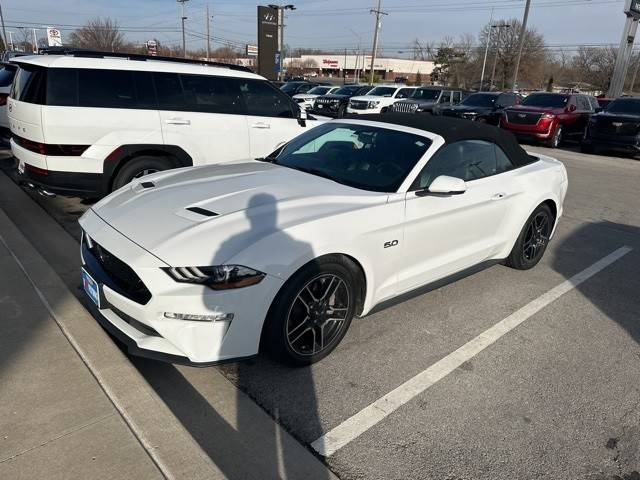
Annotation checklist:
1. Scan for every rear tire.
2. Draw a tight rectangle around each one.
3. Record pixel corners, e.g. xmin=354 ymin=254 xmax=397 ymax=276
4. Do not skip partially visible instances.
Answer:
xmin=111 ymin=156 xmax=174 ymax=191
xmin=262 ymin=256 xmax=359 ymax=366
xmin=337 ymin=104 xmax=346 ymax=117
xmin=505 ymin=203 xmax=554 ymax=270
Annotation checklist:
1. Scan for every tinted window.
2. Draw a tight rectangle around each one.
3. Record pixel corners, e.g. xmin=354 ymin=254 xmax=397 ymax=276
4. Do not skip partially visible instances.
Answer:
xmin=296 ymin=83 xmax=314 ymax=94
xmin=605 ymin=98 xmax=640 ymax=114
xmin=412 ymin=88 xmax=440 ymax=100
xmin=77 ymin=69 xmax=135 ymax=108
xmin=440 ymin=91 xmax=452 ymax=103
xmin=588 ymin=96 xmax=599 ymax=110
xmin=240 ymin=79 xmax=294 ymax=118
xmin=357 ymin=86 xmax=373 ymax=95
xmin=453 ymin=91 xmax=462 ymax=103
xmin=412 ymin=140 xmax=512 ymax=190
xmin=462 ymin=93 xmax=497 ymax=107
xmin=47 ymin=68 xmax=78 ymax=106
xmin=367 ymin=86 xmax=396 ymax=97
xmin=576 ymin=95 xmax=592 ymax=111
xmin=179 ymin=74 xmax=244 ymax=114
xmin=0 ymin=66 xmax=16 ymax=87
xmin=497 ymin=93 xmax=515 ymax=107
xmin=307 ymin=86 xmax=332 ymax=95
xmin=396 ymin=88 xmax=415 ymax=99
xmin=11 ymin=64 xmax=46 ymax=104
xmin=155 ymin=72 xmax=185 ymax=110
xmin=133 ymin=71 xmax=157 ymax=109
xmin=522 ymin=93 xmax=569 ymax=108
xmin=334 ymin=85 xmax=362 ymax=96
xmin=271 ymin=122 xmax=431 ymax=192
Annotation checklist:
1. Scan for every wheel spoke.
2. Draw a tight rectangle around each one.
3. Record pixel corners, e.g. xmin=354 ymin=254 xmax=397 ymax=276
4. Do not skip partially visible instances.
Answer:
xmin=287 ymin=315 xmax=309 ymax=336
xmin=290 ymin=326 xmax=312 ymax=345
xmin=305 ymin=285 xmax=319 ymax=302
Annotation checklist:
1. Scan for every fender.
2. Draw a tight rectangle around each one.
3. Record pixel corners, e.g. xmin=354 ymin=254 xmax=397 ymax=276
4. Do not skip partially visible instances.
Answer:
xmin=102 ymin=144 xmax=193 ymax=194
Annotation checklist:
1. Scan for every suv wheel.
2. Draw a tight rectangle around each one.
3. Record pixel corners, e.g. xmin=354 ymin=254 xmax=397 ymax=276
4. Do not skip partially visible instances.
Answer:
xmin=112 ymin=156 xmax=174 ymax=191
xmin=546 ymin=125 xmax=563 ymax=148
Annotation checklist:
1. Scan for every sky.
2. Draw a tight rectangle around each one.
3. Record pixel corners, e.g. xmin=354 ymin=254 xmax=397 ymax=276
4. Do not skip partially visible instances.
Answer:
xmin=1 ymin=0 xmax=630 ymax=57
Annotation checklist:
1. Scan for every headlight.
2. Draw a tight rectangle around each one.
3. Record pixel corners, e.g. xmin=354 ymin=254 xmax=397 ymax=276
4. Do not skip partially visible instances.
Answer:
xmin=542 ymin=113 xmax=555 ymax=120
xmin=367 ymin=101 xmax=380 ymax=108
xmin=163 ymin=265 xmax=266 ymax=290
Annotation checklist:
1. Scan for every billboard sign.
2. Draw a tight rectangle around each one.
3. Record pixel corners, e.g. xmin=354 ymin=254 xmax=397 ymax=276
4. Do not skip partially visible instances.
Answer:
xmin=246 ymin=44 xmax=258 ymax=56
xmin=146 ymin=40 xmax=158 ymax=56
xmin=257 ymin=5 xmax=279 ymax=80
xmin=46 ymin=27 xmax=62 ymax=47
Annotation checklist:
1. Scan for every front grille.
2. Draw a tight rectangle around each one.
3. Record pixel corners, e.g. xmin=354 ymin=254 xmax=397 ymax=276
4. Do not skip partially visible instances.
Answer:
xmin=349 ymin=100 xmax=369 ymax=110
xmin=506 ymin=111 xmax=542 ymax=125
xmin=315 ymin=98 xmax=340 ymax=111
xmin=592 ymin=120 xmax=640 ymax=136
xmin=85 ymin=236 xmax=152 ymax=305
xmin=393 ymin=102 xmax=418 ymax=113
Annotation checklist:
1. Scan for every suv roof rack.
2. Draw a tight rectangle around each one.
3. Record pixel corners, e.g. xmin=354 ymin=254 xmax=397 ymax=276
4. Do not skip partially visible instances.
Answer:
xmin=36 ymin=47 xmax=254 ymax=73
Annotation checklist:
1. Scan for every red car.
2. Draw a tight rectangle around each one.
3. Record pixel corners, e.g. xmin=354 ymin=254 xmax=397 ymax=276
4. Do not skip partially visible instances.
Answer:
xmin=500 ymin=92 xmax=596 ymax=148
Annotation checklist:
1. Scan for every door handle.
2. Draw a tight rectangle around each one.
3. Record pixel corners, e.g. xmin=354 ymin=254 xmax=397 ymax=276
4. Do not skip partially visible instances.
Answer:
xmin=165 ymin=118 xmax=191 ymax=125
xmin=251 ymin=122 xmax=271 ymax=129
xmin=491 ymin=192 xmax=506 ymax=200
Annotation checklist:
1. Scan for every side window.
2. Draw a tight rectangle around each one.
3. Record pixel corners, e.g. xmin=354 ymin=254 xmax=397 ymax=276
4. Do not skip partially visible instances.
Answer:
xmin=47 ymin=68 xmax=78 ymax=106
xmin=178 ymin=74 xmax=244 ymax=114
xmin=498 ymin=93 xmax=515 ymax=107
xmin=439 ymin=91 xmax=452 ymax=104
xmin=297 ymin=84 xmax=313 ymax=94
xmin=452 ymin=91 xmax=462 ymax=103
xmin=11 ymin=64 xmax=46 ymax=104
xmin=133 ymin=71 xmax=157 ymax=109
xmin=239 ymin=79 xmax=295 ymax=118
xmin=396 ymin=88 xmax=413 ymax=99
xmin=78 ymin=69 xmax=136 ymax=108
xmin=411 ymin=140 xmax=509 ymax=190
xmin=576 ymin=95 xmax=589 ymax=112
xmin=588 ymin=96 xmax=599 ymax=110
xmin=154 ymin=72 xmax=185 ymax=110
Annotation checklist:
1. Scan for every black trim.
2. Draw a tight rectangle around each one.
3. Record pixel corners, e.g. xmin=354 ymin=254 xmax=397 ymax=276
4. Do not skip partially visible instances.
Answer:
xmin=186 ymin=206 xmax=218 ymax=217
xmin=19 ymin=164 xmax=102 ymax=197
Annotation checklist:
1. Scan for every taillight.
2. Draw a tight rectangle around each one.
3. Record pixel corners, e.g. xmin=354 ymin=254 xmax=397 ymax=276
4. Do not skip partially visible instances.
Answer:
xmin=25 ymin=163 xmax=49 ymax=176
xmin=12 ymin=134 xmax=89 ymax=156
xmin=0 ymin=94 xmax=8 ymax=106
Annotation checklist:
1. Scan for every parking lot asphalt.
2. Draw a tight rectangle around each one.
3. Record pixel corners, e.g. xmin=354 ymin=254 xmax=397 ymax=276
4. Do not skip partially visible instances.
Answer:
xmin=1 ymin=144 xmax=639 ymax=480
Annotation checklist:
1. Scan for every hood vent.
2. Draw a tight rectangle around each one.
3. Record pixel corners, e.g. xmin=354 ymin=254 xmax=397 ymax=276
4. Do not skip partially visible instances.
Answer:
xmin=140 ymin=181 xmax=155 ymax=189
xmin=186 ymin=206 xmax=219 ymax=217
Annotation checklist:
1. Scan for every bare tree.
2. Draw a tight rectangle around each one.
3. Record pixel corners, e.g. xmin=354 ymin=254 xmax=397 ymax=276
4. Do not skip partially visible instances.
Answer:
xmin=68 ymin=18 xmax=125 ymax=52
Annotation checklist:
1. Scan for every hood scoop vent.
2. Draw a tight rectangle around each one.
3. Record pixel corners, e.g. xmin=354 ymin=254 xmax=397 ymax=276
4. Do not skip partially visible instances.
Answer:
xmin=185 ymin=206 xmax=219 ymax=217
xmin=140 ymin=181 xmax=155 ymax=189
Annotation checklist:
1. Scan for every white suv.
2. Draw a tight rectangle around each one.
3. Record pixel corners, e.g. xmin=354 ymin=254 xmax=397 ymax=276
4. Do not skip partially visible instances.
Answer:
xmin=346 ymin=85 xmax=417 ymax=115
xmin=8 ymin=50 xmax=321 ymax=198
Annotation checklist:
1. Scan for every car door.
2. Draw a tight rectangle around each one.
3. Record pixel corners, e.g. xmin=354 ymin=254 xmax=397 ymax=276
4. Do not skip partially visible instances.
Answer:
xmin=239 ymin=78 xmax=311 ymax=158
xmin=398 ymin=140 xmax=512 ymax=292
xmin=575 ymin=95 xmax=593 ymax=137
xmin=155 ymin=72 xmax=250 ymax=166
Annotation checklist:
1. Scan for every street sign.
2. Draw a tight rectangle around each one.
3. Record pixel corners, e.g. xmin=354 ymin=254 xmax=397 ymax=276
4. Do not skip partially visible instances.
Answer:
xmin=257 ymin=6 xmax=279 ymax=80
xmin=246 ymin=44 xmax=258 ymax=56
xmin=46 ymin=27 xmax=62 ymax=47
xmin=146 ymin=40 xmax=158 ymax=56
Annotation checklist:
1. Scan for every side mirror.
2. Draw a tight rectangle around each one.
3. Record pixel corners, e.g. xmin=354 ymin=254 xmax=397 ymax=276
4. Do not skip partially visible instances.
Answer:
xmin=568 ymin=104 xmax=577 ymax=112
xmin=297 ymin=107 xmax=308 ymax=127
xmin=418 ymin=175 xmax=467 ymax=196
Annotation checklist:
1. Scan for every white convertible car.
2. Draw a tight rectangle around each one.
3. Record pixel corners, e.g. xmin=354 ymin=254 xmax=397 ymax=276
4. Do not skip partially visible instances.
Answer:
xmin=79 ymin=115 xmax=568 ymax=366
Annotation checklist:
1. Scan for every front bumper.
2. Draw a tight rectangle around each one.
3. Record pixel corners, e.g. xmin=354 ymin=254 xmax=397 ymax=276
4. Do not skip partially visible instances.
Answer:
xmin=79 ymin=209 xmax=284 ymax=365
xmin=501 ymin=122 xmax=554 ymax=140
xmin=346 ymin=106 xmax=383 ymax=115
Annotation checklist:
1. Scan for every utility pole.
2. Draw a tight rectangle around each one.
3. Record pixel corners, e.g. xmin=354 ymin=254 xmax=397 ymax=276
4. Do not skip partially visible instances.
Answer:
xmin=343 ymin=48 xmax=347 ymax=84
xmin=0 ymin=3 xmax=8 ymax=52
xmin=177 ymin=0 xmax=189 ymax=58
xmin=369 ymin=0 xmax=387 ymax=85
xmin=206 ymin=4 xmax=211 ymax=61
xmin=511 ymin=0 xmax=531 ymax=91
xmin=269 ymin=4 xmax=296 ymax=81
xmin=8 ymin=31 xmax=13 ymax=50
xmin=608 ymin=1 xmax=640 ymax=98
xmin=490 ymin=23 xmax=510 ymax=91
xmin=479 ymin=7 xmax=494 ymax=91
xmin=32 ymin=28 xmax=37 ymax=52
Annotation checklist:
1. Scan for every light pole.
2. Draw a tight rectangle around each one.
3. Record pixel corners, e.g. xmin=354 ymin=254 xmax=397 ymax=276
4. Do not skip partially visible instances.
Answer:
xmin=269 ymin=4 xmax=296 ymax=81
xmin=511 ymin=0 xmax=531 ymax=91
xmin=369 ymin=0 xmax=388 ymax=85
xmin=489 ymin=23 xmax=511 ymax=91
xmin=177 ymin=0 xmax=190 ymax=58
xmin=349 ymin=28 xmax=362 ymax=83
xmin=479 ymin=7 xmax=494 ymax=91
xmin=608 ymin=0 xmax=640 ymax=97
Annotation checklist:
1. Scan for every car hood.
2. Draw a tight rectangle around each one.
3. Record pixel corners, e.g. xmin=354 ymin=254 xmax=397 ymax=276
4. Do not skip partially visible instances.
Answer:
xmin=293 ymin=93 xmax=320 ymax=100
xmin=508 ymin=105 xmax=565 ymax=114
xmin=87 ymin=161 xmax=384 ymax=266
xmin=320 ymin=94 xmax=350 ymax=100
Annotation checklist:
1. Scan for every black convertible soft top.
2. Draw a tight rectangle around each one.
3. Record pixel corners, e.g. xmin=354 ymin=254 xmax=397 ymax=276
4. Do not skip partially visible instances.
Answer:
xmin=346 ymin=113 xmax=537 ymax=167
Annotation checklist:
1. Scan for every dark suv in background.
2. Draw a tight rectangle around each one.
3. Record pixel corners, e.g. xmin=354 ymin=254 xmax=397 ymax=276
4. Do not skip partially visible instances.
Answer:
xmin=310 ymin=84 xmax=372 ymax=117
xmin=392 ymin=86 xmax=465 ymax=114
xmin=582 ymin=97 xmax=640 ymax=154
xmin=437 ymin=92 xmax=521 ymax=125
xmin=280 ymin=81 xmax=329 ymax=96
xmin=500 ymin=92 xmax=596 ymax=148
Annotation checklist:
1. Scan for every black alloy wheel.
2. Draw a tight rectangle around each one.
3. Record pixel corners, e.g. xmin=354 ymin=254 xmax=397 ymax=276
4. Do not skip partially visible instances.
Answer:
xmin=505 ymin=203 xmax=554 ymax=270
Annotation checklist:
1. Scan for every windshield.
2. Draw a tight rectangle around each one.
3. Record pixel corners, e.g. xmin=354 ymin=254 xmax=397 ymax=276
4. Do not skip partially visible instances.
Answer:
xmin=307 ymin=86 xmax=332 ymax=95
xmin=269 ymin=123 xmax=432 ymax=192
xmin=411 ymin=88 xmax=441 ymax=100
xmin=604 ymin=98 xmax=640 ymax=114
xmin=334 ymin=85 xmax=363 ymax=96
xmin=461 ymin=93 xmax=496 ymax=107
xmin=367 ymin=86 xmax=396 ymax=97
xmin=281 ymin=82 xmax=303 ymax=93
xmin=522 ymin=93 xmax=569 ymax=108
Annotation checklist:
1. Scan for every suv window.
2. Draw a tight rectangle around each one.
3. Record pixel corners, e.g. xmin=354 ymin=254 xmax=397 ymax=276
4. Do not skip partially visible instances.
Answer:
xmin=396 ymin=88 xmax=415 ymax=99
xmin=497 ymin=93 xmax=515 ymax=107
xmin=452 ymin=91 xmax=462 ymax=103
xmin=79 ymin=69 xmax=137 ymax=108
xmin=11 ymin=64 xmax=46 ymax=104
xmin=47 ymin=68 xmax=78 ymax=106
xmin=154 ymin=72 xmax=185 ymax=110
xmin=239 ymin=79 xmax=295 ymax=118
xmin=576 ymin=95 xmax=592 ymax=112
xmin=412 ymin=140 xmax=513 ymax=190
xmin=179 ymin=74 xmax=244 ymax=114
xmin=439 ymin=91 xmax=452 ymax=104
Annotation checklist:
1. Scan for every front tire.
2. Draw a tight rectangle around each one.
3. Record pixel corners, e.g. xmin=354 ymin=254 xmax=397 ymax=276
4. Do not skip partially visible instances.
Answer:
xmin=111 ymin=156 xmax=173 ymax=191
xmin=263 ymin=256 xmax=358 ymax=366
xmin=505 ymin=204 xmax=554 ymax=270
xmin=546 ymin=125 xmax=563 ymax=148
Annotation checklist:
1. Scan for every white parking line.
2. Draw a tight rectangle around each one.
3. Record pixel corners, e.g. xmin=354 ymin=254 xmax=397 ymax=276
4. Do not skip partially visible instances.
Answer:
xmin=311 ymin=246 xmax=633 ymax=457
